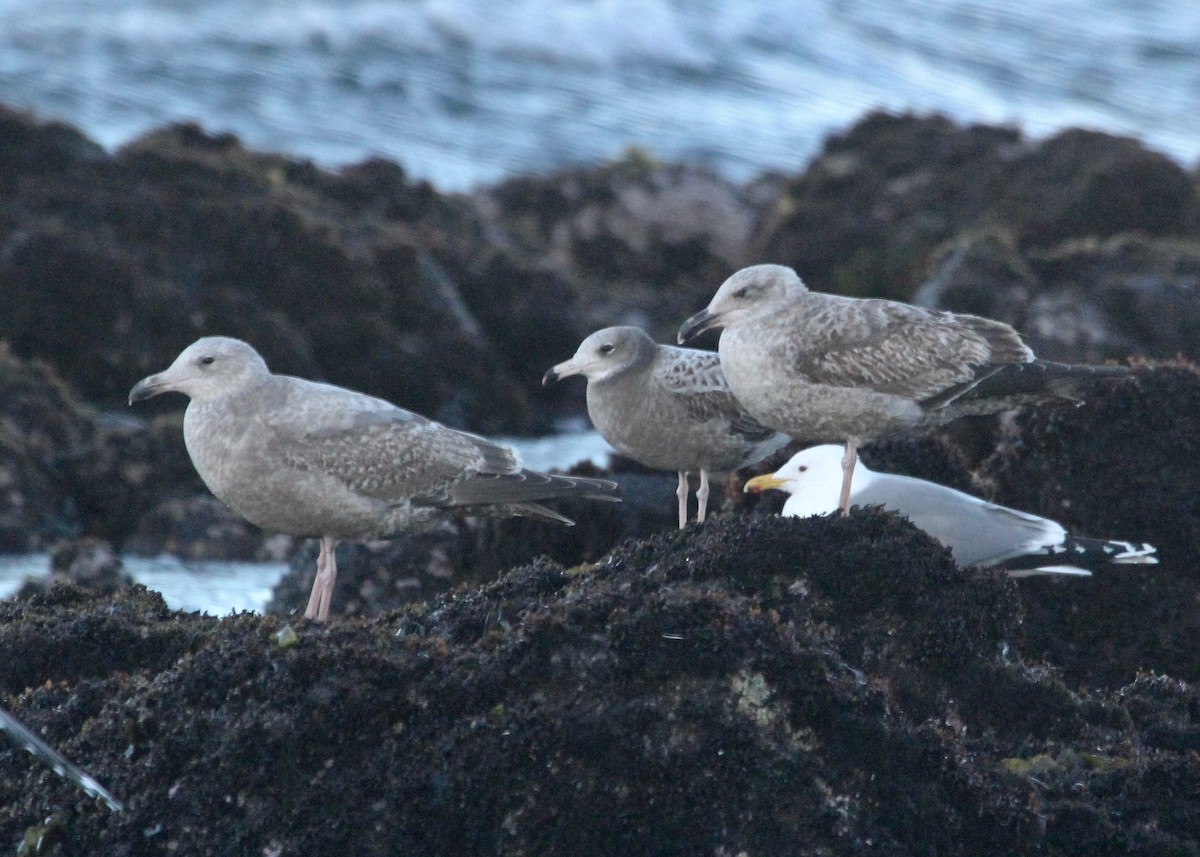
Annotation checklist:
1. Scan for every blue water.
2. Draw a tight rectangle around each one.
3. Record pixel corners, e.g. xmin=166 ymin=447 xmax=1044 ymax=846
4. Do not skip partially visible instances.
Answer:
xmin=1 ymin=0 xmax=1197 ymax=190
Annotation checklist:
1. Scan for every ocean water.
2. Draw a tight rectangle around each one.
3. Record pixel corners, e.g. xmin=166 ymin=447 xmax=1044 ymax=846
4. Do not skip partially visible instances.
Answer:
xmin=0 ymin=553 xmax=290 ymax=614
xmin=0 ymin=0 xmax=1197 ymax=190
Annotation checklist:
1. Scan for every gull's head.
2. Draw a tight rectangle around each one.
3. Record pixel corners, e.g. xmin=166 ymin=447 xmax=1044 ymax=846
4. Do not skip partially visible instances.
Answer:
xmin=677 ymin=264 xmax=806 ymax=344
xmin=543 ymin=326 xmax=656 ymax=386
xmin=743 ymin=445 xmax=850 ymax=516
xmin=129 ymin=336 xmax=271 ymax=405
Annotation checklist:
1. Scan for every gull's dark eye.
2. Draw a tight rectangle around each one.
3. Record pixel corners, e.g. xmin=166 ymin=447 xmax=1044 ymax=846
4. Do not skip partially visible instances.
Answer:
xmin=798 ymin=465 xmax=808 ymax=472
xmin=599 ymin=343 xmax=615 ymax=355
xmin=732 ymin=287 xmax=750 ymax=299
xmin=200 ymin=356 xmax=215 ymax=366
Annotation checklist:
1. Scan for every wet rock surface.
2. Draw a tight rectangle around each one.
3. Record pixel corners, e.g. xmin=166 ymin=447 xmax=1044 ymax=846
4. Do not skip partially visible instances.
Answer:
xmin=2 ymin=105 xmax=1200 ymax=854
xmin=0 ymin=510 xmax=1196 ymax=856
xmin=754 ymin=114 xmax=1200 ymax=301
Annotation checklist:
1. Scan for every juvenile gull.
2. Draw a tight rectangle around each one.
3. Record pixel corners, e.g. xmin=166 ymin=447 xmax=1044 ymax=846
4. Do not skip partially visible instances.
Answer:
xmin=745 ymin=445 xmax=1158 ymax=576
xmin=543 ymin=326 xmax=789 ymax=527
xmin=679 ymin=263 xmax=1129 ymax=514
xmin=129 ymin=337 xmax=620 ymax=621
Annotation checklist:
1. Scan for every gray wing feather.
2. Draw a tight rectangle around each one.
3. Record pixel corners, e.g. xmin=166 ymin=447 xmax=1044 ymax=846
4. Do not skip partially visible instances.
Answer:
xmin=791 ymin=299 xmax=1034 ymax=401
xmin=656 ymin=348 xmax=780 ymax=442
xmin=258 ymin=378 xmax=518 ymax=504
xmin=856 ymin=472 xmax=1058 ymax=566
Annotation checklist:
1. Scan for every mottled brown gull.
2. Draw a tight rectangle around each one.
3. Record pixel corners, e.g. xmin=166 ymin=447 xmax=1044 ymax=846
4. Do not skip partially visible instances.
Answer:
xmin=543 ymin=326 xmax=790 ymax=528
xmin=679 ymin=264 xmax=1129 ymax=515
xmin=745 ymin=445 xmax=1157 ymax=576
xmin=129 ymin=336 xmax=620 ymax=621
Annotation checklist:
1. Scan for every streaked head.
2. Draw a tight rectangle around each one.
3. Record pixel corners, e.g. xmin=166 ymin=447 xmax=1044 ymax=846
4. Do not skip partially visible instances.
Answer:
xmin=678 ymin=264 xmax=807 ymax=344
xmin=129 ymin=336 xmax=271 ymax=405
xmin=543 ymin=326 xmax=657 ymax=386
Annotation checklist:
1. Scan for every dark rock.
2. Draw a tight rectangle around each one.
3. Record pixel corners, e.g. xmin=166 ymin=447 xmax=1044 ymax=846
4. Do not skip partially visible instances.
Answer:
xmin=0 ymin=107 xmax=106 ymax=189
xmin=124 ymin=495 xmax=286 ymax=562
xmin=65 ymin=413 xmax=207 ymax=546
xmin=0 ymin=108 xmax=531 ymax=431
xmin=48 ymin=538 xmax=126 ymax=590
xmin=0 ymin=343 xmax=94 ymax=550
xmin=980 ymin=364 xmax=1200 ymax=571
xmin=0 ymin=344 xmax=213 ymax=551
xmin=1 ymin=513 xmax=1198 ymax=855
xmin=473 ymin=155 xmax=769 ymax=374
xmin=913 ymin=230 xmax=1038 ymax=325
xmin=1025 ymin=236 xmax=1200 ymax=362
xmin=13 ymin=538 xmax=132 ymax=599
xmin=917 ymin=233 xmax=1200 ymax=363
xmin=754 ymin=112 xmax=1200 ymax=304
xmin=974 ymin=363 xmax=1200 ymax=687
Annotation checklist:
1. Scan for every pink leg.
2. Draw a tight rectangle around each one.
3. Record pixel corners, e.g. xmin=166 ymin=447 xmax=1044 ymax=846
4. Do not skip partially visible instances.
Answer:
xmin=676 ymin=471 xmax=689 ymax=529
xmin=696 ymin=469 xmax=711 ymax=524
xmin=316 ymin=538 xmax=337 ymax=621
xmin=838 ymin=440 xmax=859 ymax=516
xmin=303 ymin=540 xmax=326 ymax=619
xmin=304 ymin=537 xmax=338 ymax=621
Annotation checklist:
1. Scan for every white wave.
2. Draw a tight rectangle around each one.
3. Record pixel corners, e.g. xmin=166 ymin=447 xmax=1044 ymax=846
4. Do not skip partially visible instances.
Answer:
xmin=0 ymin=0 xmax=1198 ymax=188
xmin=0 ymin=553 xmax=288 ymax=616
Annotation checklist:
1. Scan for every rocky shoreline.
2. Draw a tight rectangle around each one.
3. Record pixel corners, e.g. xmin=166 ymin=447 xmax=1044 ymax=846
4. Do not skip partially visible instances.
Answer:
xmin=1 ymin=105 xmax=1199 ymax=854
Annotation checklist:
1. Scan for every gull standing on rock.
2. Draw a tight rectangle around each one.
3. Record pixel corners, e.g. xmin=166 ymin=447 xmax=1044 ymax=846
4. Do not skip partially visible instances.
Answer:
xmin=129 ymin=336 xmax=620 ymax=621
xmin=745 ymin=445 xmax=1158 ymax=576
xmin=679 ymin=264 xmax=1129 ymax=515
xmin=544 ymin=326 xmax=790 ymax=528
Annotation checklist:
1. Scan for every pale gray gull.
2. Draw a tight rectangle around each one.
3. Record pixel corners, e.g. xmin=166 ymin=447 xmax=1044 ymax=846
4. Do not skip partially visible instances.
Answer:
xmin=129 ymin=336 xmax=620 ymax=621
xmin=679 ymin=263 xmax=1129 ymax=515
xmin=745 ymin=445 xmax=1157 ymax=576
xmin=543 ymin=326 xmax=789 ymax=528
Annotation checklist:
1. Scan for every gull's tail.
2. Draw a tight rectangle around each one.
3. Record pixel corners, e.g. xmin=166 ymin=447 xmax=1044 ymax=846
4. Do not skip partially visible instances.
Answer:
xmin=1084 ymin=538 xmax=1159 ymax=564
xmin=998 ymin=536 xmax=1158 ymax=578
xmin=448 ymin=470 xmax=621 ymax=525
xmin=925 ymin=360 xmax=1131 ymax=414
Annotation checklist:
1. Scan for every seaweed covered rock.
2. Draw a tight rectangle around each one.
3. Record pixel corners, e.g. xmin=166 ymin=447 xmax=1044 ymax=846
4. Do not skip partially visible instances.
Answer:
xmin=476 ymin=155 xmax=765 ymax=328
xmin=754 ymin=112 xmax=1200 ymax=307
xmin=2 ymin=513 xmax=1198 ymax=855
xmin=977 ymin=363 xmax=1200 ymax=687
xmin=0 ymin=345 xmax=97 ymax=551
xmin=982 ymin=364 xmax=1200 ymax=574
xmin=917 ymin=233 xmax=1200 ymax=363
xmin=4 ymin=106 xmax=1200 ymax=441
xmin=473 ymin=155 xmax=775 ymax=426
xmin=0 ymin=344 xmax=207 ymax=550
xmin=122 ymin=495 xmax=283 ymax=562
xmin=0 ymin=109 xmax=531 ymax=432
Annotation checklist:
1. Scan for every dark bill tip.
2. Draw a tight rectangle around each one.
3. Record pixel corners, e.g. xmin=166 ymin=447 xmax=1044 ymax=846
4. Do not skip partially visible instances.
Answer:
xmin=128 ymin=377 xmax=164 ymax=405
xmin=677 ymin=308 xmax=719 ymax=344
xmin=541 ymin=368 xmax=559 ymax=387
